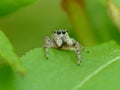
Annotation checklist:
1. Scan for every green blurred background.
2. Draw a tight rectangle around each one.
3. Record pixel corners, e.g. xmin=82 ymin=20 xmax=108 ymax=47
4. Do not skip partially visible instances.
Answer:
xmin=0 ymin=0 xmax=72 ymax=55
xmin=0 ymin=0 xmax=120 ymax=55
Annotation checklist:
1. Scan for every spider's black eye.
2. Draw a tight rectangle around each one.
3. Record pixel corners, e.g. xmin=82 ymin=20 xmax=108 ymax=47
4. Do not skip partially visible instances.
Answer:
xmin=57 ymin=31 xmax=61 ymax=35
xmin=62 ymin=31 xmax=66 ymax=34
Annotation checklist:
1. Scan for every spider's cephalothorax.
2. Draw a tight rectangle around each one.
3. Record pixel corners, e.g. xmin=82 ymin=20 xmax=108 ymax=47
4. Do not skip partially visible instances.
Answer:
xmin=44 ymin=29 xmax=82 ymax=65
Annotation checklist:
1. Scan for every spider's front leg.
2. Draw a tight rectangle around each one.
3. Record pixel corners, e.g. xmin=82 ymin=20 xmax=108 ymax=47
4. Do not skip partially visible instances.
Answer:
xmin=74 ymin=42 xmax=81 ymax=65
xmin=44 ymin=37 xmax=51 ymax=59
xmin=71 ymin=38 xmax=81 ymax=65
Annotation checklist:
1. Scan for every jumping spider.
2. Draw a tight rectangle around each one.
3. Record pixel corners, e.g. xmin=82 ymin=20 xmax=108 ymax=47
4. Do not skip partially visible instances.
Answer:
xmin=44 ymin=29 xmax=87 ymax=65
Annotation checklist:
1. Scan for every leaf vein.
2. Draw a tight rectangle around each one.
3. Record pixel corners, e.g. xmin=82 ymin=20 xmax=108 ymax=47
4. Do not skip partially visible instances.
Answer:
xmin=72 ymin=56 xmax=120 ymax=90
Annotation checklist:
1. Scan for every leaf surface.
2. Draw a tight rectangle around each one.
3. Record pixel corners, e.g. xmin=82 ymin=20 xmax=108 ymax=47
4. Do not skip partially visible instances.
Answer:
xmin=2 ymin=41 xmax=119 ymax=90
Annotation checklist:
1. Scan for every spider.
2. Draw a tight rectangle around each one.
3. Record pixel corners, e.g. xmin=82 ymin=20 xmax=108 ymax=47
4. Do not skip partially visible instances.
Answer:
xmin=44 ymin=29 xmax=88 ymax=65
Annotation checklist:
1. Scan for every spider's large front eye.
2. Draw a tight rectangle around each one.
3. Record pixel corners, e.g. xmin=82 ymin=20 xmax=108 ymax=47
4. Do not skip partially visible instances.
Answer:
xmin=57 ymin=31 xmax=61 ymax=35
xmin=62 ymin=31 xmax=66 ymax=34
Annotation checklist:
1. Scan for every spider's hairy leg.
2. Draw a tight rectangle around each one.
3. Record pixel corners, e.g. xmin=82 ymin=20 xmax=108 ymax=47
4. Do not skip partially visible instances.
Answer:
xmin=71 ymin=38 xmax=81 ymax=65
xmin=44 ymin=37 xmax=51 ymax=59
xmin=74 ymin=42 xmax=81 ymax=65
xmin=79 ymin=45 xmax=89 ymax=53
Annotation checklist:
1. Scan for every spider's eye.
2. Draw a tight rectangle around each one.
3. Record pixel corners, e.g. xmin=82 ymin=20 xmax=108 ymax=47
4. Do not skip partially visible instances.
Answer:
xmin=62 ymin=31 xmax=66 ymax=34
xmin=57 ymin=31 xmax=61 ymax=35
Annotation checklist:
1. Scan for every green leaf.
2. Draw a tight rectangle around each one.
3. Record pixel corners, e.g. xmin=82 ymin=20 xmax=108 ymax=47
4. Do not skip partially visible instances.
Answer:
xmin=0 ymin=0 xmax=37 ymax=16
xmin=1 ymin=41 xmax=120 ymax=90
xmin=83 ymin=0 xmax=120 ymax=44
xmin=0 ymin=30 xmax=25 ymax=75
